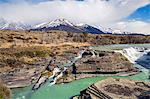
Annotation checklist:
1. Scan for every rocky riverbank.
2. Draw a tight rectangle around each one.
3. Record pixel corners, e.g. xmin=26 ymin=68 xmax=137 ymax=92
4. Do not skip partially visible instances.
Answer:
xmin=31 ymin=48 xmax=140 ymax=90
xmin=72 ymin=78 xmax=150 ymax=99
xmin=0 ymin=44 xmax=84 ymax=88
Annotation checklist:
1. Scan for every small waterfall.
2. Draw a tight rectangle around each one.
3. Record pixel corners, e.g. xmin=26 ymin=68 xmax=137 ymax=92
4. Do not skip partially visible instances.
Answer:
xmin=32 ymin=50 xmax=86 ymax=90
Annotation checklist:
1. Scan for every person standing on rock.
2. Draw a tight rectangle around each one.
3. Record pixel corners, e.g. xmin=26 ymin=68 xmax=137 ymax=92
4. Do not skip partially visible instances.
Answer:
xmin=72 ymin=63 xmax=77 ymax=80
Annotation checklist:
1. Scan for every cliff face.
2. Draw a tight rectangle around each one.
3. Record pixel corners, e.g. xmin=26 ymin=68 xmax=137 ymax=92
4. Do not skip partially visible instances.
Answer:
xmin=73 ymin=78 xmax=150 ymax=99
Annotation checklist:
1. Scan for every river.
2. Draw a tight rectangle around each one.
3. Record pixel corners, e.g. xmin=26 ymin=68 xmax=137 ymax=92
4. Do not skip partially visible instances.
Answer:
xmin=12 ymin=44 xmax=150 ymax=99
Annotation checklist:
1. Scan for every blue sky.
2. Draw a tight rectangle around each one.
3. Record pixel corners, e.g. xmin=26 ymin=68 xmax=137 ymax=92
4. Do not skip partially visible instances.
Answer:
xmin=127 ymin=4 xmax=150 ymax=22
xmin=0 ymin=0 xmax=149 ymax=33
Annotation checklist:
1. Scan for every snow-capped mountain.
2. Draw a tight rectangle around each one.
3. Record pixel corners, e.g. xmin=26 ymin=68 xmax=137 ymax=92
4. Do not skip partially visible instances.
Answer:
xmin=34 ymin=19 xmax=74 ymax=28
xmin=31 ymin=19 xmax=84 ymax=33
xmin=77 ymin=23 xmax=104 ymax=34
xmin=102 ymin=27 xmax=147 ymax=35
xmin=32 ymin=19 xmax=145 ymax=35
xmin=1 ymin=22 xmax=27 ymax=30
xmin=31 ymin=19 xmax=104 ymax=34
xmin=102 ymin=28 xmax=124 ymax=34
xmin=0 ymin=19 xmax=30 ymax=30
xmin=0 ymin=18 xmax=148 ymax=35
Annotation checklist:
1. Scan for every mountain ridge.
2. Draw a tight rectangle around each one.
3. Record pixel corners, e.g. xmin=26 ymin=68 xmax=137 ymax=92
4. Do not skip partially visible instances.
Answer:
xmin=0 ymin=18 xmax=149 ymax=35
xmin=31 ymin=18 xmax=104 ymax=34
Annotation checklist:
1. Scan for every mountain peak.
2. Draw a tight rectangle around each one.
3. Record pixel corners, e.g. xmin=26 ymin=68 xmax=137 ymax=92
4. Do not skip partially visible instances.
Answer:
xmin=35 ymin=18 xmax=74 ymax=28
xmin=32 ymin=19 xmax=104 ymax=34
xmin=51 ymin=18 xmax=74 ymax=26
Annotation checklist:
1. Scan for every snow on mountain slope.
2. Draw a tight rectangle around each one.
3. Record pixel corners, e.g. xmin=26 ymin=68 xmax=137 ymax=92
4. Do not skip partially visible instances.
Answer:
xmin=1 ymin=22 xmax=26 ymax=30
xmin=0 ymin=19 xmax=30 ymax=30
xmin=34 ymin=19 xmax=74 ymax=29
xmin=102 ymin=28 xmax=122 ymax=34
xmin=31 ymin=19 xmax=85 ymax=33
xmin=102 ymin=27 xmax=148 ymax=35
xmin=32 ymin=19 xmax=104 ymax=34
xmin=0 ymin=18 xmax=149 ymax=35
xmin=77 ymin=23 xmax=104 ymax=34
xmin=77 ymin=23 xmax=89 ymax=27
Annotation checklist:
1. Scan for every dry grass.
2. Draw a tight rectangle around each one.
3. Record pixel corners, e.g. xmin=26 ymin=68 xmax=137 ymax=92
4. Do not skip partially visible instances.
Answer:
xmin=0 ymin=42 xmax=86 ymax=72
xmin=0 ymin=30 xmax=150 ymax=48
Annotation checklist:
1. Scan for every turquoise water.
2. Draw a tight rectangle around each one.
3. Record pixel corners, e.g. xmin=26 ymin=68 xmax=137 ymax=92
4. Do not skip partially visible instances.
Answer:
xmin=91 ymin=43 xmax=150 ymax=51
xmin=12 ymin=77 xmax=106 ymax=99
xmin=12 ymin=64 xmax=149 ymax=99
xmin=12 ymin=44 xmax=150 ymax=99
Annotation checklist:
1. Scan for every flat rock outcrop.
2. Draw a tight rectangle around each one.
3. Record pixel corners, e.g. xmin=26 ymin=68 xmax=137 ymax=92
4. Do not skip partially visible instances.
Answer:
xmin=72 ymin=78 xmax=150 ymax=99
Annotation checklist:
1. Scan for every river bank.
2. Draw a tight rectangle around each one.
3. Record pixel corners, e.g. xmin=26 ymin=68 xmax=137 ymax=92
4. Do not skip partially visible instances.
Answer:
xmin=12 ymin=67 xmax=149 ymax=99
xmin=72 ymin=78 xmax=150 ymax=99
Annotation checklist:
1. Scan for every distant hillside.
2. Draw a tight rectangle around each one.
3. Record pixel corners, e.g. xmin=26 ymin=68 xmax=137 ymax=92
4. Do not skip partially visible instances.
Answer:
xmin=0 ymin=30 xmax=150 ymax=47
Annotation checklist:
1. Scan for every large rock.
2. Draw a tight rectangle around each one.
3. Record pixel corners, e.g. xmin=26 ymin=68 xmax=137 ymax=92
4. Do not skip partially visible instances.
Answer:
xmin=73 ymin=78 xmax=150 ymax=99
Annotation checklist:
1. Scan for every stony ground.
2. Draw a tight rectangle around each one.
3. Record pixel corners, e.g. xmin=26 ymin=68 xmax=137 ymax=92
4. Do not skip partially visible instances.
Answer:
xmin=56 ymin=50 xmax=139 ymax=84
xmin=0 ymin=43 xmax=86 ymax=88
xmin=73 ymin=78 xmax=150 ymax=99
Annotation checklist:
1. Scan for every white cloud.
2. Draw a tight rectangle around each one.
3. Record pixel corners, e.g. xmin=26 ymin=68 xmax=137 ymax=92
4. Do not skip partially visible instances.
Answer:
xmin=0 ymin=0 xmax=149 ymax=33
xmin=112 ymin=21 xmax=150 ymax=34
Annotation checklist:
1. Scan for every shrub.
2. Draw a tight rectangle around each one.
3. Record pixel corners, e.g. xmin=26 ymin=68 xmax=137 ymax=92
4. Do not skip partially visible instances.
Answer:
xmin=0 ymin=81 xmax=11 ymax=99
